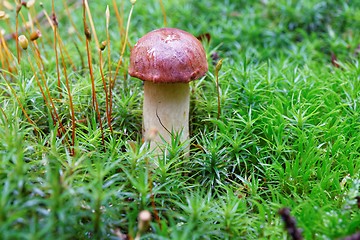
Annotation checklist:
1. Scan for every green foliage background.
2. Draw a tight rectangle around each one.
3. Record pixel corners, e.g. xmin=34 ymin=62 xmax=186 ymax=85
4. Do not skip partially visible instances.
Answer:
xmin=0 ymin=0 xmax=359 ymax=239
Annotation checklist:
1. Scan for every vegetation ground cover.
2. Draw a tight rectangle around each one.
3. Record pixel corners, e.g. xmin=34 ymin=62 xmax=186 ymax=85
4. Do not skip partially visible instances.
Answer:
xmin=0 ymin=0 xmax=359 ymax=239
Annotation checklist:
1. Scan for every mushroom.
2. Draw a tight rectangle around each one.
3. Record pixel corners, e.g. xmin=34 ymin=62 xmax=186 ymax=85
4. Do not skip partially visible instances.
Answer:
xmin=129 ymin=28 xmax=208 ymax=153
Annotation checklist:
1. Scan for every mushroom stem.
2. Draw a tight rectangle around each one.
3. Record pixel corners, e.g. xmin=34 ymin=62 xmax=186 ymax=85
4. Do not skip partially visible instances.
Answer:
xmin=143 ymin=81 xmax=189 ymax=153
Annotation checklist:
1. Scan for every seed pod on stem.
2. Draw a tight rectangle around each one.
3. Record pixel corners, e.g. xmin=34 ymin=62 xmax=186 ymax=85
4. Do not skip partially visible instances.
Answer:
xmin=84 ymin=25 xmax=91 ymax=41
xmin=18 ymin=35 xmax=29 ymax=50
xmin=30 ymin=29 xmax=41 ymax=41
xmin=99 ymin=40 xmax=107 ymax=51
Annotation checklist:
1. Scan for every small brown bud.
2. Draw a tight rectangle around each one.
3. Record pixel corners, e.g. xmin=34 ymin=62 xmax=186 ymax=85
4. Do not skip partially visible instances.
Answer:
xmin=30 ymin=30 xmax=41 ymax=41
xmin=18 ymin=35 xmax=29 ymax=50
xmin=100 ymin=40 xmax=107 ymax=51
xmin=215 ymin=58 xmax=223 ymax=73
xmin=51 ymin=13 xmax=58 ymax=27
xmin=84 ymin=25 xmax=91 ymax=40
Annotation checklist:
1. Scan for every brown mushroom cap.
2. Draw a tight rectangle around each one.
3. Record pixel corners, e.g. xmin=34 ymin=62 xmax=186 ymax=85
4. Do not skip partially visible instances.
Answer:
xmin=129 ymin=28 xmax=208 ymax=83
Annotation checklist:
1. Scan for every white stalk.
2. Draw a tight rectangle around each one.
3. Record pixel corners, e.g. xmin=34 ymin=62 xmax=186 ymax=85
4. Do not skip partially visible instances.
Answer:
xmin=143 ymin=81 xmax=189 ymax=153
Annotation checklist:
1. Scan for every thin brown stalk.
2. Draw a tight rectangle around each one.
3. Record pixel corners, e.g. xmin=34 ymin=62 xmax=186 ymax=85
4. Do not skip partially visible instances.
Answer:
xmin=99 ymin=49 xmax=112 ymax=133
xmin=0 ymin=50 xmax=4 ymax=69
xmin=47 ymin=1 xmax=73 ymax=149
xmin=113 ymin=2 xmax=135 ymax=86
xmin=215 ymin=59 xmax=223 ymax=119
xmin=86 ymin=41 xmax=96 ymax=106
xmin=84 ymin=0 xmax=100 ymax=48
xmin=51 ymin=1 xmax=62 ymax=96
xmin=83 ymin=1 xmax=95 ymax=107
xmin=42 ymin=3 xmax=76 ymax=72
xmin=62 ymin=0 xmax=83 ymax=41
xmin=27 ymin=12 xmax=34 ymax=32
xmin=31 ymin=12 xmax=48 ymax=53
xmin=112 ymin=0 xmax=125 ymax=43
xmin=86 ymin=38 xmax=106 ymax=148
xmin=105 ymin=6 xmax=113 ymax=133
xmin=31 ymin=41 xmax=67 ymax=138
xmin=83 ymin=0 xmax=106 ymax=148
xmin=107 ymin=42 xmax=113 ymax=133
xmin=59 ymin=40 xmax=76 ymax=156
xmin=15 ymin=4 xmax=21 ymax=64
xmin=0 ymin=36 xmax=6 ymax=68
xmin=26 ymin=51 xmax=55 ymax=124
xmin=159 ymin=0 xmax=167 ymax=26
xmin=0 ymin=107 xmax=8 ymax=122
xmin=33 ymin=10 xmax=54 ymax=52
xmin=74 ymin=42 xmax=85 ymax=71
xmin=110 ymin=0 xmax=125 ymax=117
xmin=32 ymin=40 xmax=45 ymax=71
xmin=56 ymin=33 xmax=77 ymax=71
xmin=0 ymin=34 xmax=14 ymax=73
